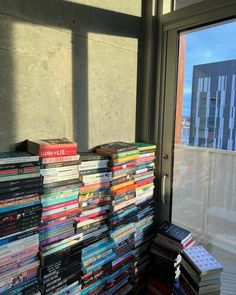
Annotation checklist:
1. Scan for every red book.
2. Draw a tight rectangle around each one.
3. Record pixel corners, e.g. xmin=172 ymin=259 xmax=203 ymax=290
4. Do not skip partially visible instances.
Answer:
xmin=41 ymin=207 xmax=81 ymax=222
xmin=42 ymin=200 xmax=78 ymax=212
xmin=111 ymin=162 xmax=136 ymax=171
xmin=26 ymin=138 xmax=77 ymax=158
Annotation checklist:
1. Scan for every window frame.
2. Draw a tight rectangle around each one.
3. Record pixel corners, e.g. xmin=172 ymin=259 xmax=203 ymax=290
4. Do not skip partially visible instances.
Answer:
xmin=154 ymin=0 xmax=236 ymax=224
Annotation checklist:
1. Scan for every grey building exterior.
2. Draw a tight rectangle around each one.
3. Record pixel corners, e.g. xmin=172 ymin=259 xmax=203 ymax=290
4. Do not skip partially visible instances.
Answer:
xmin=189 ymin=59 xmax=236 ymax=150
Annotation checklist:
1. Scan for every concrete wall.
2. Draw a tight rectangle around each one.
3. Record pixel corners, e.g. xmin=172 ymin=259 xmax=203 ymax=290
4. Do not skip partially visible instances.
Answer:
xmin=0 ymin=0 xmax=141 ymax=152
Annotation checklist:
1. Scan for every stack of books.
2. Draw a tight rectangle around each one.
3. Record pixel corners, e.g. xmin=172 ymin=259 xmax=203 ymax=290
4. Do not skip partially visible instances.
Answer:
xmin=175 ymin=245 xmax=223 ymax=295
xmin=26 ymin=138 xmax=82 ymax=294
xmin=80 ymin=239 xmax=115 ymax=295
xmin=77 ymin=152 xmax=111 ymax=247
xmin=76 ymin=152 xmax=114 ymax=294
xmin=0 ymin=151 xmax=43 ymax=294
xmin=39 ymin=233 xmax=83 ymax=295
xmin=148 ymin=222 xmax=194 ymax=293
xmin=132 ymin=142 xmax=156 ymax=294
xmin=96 ymin=141 xmax=139 ymax=295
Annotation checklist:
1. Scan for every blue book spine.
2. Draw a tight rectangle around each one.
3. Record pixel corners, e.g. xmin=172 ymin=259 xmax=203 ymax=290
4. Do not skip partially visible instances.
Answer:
xmin=0 ymin=229 xmax=38 ymax=246
xmin=84 ymin=252 xmax=116 ymax=273
xmin=0 ymin=200 xmax=40 ymax=213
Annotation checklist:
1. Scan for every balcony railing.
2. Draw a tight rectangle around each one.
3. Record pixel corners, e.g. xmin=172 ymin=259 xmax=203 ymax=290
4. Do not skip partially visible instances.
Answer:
xmin=172 ymin=144 xmax=236 ymax=255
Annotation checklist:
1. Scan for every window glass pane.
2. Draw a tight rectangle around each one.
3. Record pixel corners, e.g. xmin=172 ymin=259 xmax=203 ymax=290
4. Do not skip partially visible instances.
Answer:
xmin=174 ymin=0 xmax=203 ymax=10
xmin=173 ymin=20 xmax=236 ymax=294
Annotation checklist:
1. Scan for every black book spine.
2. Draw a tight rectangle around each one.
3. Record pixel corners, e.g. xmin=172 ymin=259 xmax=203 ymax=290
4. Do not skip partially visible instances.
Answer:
xmin=0 ymin=161 xmax=40 ymax=171
xmin=0 ymin=188 xmax=43 ymax=201
xmin=41 ymin=244 xmax=82 ymax=267
xmin=0 ymin=176 xmax=44 ymax=189
xmin=0 ymin=203 xmax=42 ymax=218
xmin=0 ymin=181 xmax=43 ymax=195
xmin=0 ymin=215 xmax=41 ymax=234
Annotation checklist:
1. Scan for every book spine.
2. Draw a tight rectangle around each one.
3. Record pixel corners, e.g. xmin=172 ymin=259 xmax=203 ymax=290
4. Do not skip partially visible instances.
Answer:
xmin=42 ymin=203 xmax=78 ymax=217
xmin=0 ymin=188 xmax=43 ymax=201
xmin=0 ymin=176 xmax=44 ymax=189
xmin=0 ymin=173 xmax=41 ymax=183
xmin=0 ymin=195 xmax=39 ymax=208
xmin=0 ymin=166 xmax=40 ymax=177
xmin=79 ymin=168 xmax=108 ymax=176
xmin=42 ymin=199 xmax=78 ymax=213
xmin=41 ymin=165 xmax=79 ymax=175
xmin=41 ymin=207 xmax=81 ymax=222
xmin=41 ymin=154 xmax=80 ymax=164
xmin=0 ymin=161 xmax=39 ymax=171
xmin=39 ymin=146 xmax=77 ymax=158
xmin=113 ymin=154 xmax=139 ymax=164
xmin=0 ymin=155 xmax=39 ymax=165
xmin=39 ymin=230 xmax=75 ymax=247
xmin=136 ymin=155 xmax=156 ymax=164
xmin=79 ymin=162 xmax=108 ymax=171
xmin=0 ymin=200 xmax=41 ymax=213
xmin=41 ymin=160 xmax=80 ymax=169
xmin=0 ymin=245 xmax=39 ymax=266
xmin=43 ymin=174 xmax=79 ymax=185
xmin=80 ymin=181 xmax=110 ymax=194
xmin=0 ymin=262 xmax=39 ymax=288
xmin=41 ymin=194 xmax=78 ymax=207
xmin=0 ymin=204 xmax=42 ymax=220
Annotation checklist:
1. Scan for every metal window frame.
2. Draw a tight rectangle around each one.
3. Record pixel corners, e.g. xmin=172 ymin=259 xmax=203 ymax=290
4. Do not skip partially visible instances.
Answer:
xmin=153 ymin=0 xmax=236 ymax=225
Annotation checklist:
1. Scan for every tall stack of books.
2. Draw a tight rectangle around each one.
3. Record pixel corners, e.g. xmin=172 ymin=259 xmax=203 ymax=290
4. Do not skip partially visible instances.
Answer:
xmin=76 ymin=152 xmax=115 ymax=294
xmin=96 ymin=142 xmax=139 ymax=295
xmin=175 ymin=246 xmax=223 ymax=295
xmin=0 ymin=151 xmax=43 ymax=294
xmin=131 ymin=142 xmax=156 ymax=294
xmin=26 ymin=138 xmax=82 ymax=295
xmin=148 ymin=222 xmax=195 ymax=293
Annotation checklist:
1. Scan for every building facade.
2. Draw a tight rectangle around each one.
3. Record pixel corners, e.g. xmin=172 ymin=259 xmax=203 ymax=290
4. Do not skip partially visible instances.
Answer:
xmin=189 ymin=59 xmax=236 ymax=150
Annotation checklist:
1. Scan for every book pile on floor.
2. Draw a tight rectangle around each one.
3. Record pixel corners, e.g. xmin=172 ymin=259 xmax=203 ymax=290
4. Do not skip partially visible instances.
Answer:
xmin=76 ymin=152 xmax=114 ymax=294
xmin=26 ymin=138 xmax=83 ymax=295
xmin=0 ymin=139 xmax=159 ymax=295
xmin=173 ymin=245 xmax=223 ymax=295
xmin=132 ymin=142 xmax=156 ymax=294
xmin=0 ymin=151 xmax=43 ymax=295
xmin=148 ymin=222 xmax=195 ymax=294
xmin=96 ymin=142 xmax=139 ymax=295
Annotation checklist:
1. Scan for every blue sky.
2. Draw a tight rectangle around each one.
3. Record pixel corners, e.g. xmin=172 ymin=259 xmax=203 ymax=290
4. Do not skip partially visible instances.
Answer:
xmin=182 ymin=20 xmax=236 ymax=117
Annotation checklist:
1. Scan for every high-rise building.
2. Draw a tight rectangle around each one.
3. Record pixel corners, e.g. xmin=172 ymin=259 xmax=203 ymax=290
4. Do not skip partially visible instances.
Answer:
xmin=189 ymin=59 xmax=236 ymax=150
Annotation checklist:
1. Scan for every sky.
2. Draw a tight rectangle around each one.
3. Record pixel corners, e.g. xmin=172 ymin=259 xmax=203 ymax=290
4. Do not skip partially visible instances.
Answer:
xmin=182 ymin=20 xmax=236 ymax=117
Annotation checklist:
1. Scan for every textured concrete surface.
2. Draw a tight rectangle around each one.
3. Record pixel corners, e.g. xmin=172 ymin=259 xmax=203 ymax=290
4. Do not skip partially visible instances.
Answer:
xmin=0 ymin=0 xmax=141 ymax=151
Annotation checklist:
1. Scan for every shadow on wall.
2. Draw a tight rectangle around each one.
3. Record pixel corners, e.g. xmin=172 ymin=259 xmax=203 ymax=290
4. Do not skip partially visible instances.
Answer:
xmin=0 ymin=18 xmax=15 ymax=149
xmin=0 ymin=0 xmax=142 ymax=152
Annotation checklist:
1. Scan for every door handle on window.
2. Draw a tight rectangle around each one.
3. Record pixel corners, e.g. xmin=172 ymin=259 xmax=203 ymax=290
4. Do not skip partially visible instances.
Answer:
xmin=162 ymin=174 xmax=168 ymax=204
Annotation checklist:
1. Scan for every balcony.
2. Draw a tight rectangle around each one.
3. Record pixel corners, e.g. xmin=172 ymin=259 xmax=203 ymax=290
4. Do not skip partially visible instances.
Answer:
xmin=172 ymin=144 xmax=236 ymax=294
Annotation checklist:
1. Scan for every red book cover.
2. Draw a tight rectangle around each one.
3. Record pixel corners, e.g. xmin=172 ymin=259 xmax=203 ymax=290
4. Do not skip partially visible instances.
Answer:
xmin=136 ymin=155 xmax=156 ymax=164
xmin=41 ymin=207 xmax=81 ymax=222
xmin=42 ymin=200 xmax=78 ymax=212
xmin=111 ymin=162 xmax=136 ymax=171
xmin=76 ymin=211 xmax=107 ymax=221
xmin=27 ymin=138 xmax=77 ymax=158
xmin=135 ymin=176 xmax=155 ymax=188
